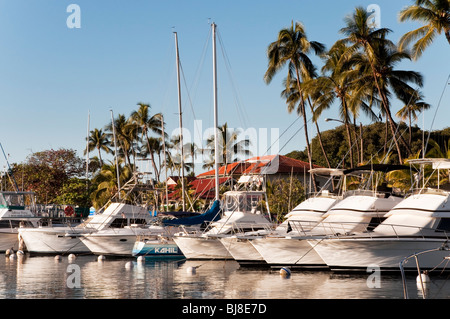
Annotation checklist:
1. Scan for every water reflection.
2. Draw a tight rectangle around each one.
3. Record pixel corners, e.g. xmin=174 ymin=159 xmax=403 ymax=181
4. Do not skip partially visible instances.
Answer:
xmin=1 ymin=254 xmax=449 ymax=299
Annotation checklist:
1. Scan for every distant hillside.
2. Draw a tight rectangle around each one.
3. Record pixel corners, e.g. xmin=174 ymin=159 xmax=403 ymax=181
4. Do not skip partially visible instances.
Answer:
xmin=285 ymin=122 xmax=450 ymax=168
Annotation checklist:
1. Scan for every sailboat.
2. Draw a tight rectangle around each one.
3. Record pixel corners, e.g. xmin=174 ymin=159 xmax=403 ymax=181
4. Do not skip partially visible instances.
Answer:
xmin=0 ymin=191 xmax=40 ymax=252
xmin=131 ymin=29 xmax=224 ymax=259
xmin=171 ymin=23 xmax=274 ymax=260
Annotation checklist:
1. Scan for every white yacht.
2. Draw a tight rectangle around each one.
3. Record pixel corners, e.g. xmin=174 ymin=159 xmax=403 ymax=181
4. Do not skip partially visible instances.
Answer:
xmin=221 ymin=168 xmax=345 ymax=267
xmin=251 ymin=165 xmax=407 ymax=269
xmin=132 ymin=200 xmax=222 ymax=259
xmin=19 ymin=202 xmax=154 ymax=255
xmin=309 ymin=159 xmax=450 ymax=272
xmin=0 ymin=191 xmax=40 ymax=251
xmin=172 ymin=191 xmax=273 ymax=260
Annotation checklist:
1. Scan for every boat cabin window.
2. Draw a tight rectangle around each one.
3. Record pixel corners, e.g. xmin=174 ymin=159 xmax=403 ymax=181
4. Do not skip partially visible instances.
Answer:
xmin=0 ymin=193 xmax=25 ymax=208
xmin=110 ymin=218 xmax=128 ymax=228
xmin=0 ymin=220 xmax=26 ymax=228
xmin=109 ymin=218 xmax=148 ymax=228
xmin=224 ymin=193 xmax=263 ymax=213
xmin=436 ymin=218 xmax=450 ymax=232
xmin=366 ymin=217 xmax=387 ymax=232
xmin=130 ymin=218 xmax=147 ymax=225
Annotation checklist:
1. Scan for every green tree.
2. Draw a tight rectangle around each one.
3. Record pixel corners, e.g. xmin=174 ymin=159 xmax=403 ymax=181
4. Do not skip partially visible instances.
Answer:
xmin=129 ymin=103 xmax=164 ymax=182
xmin=266 ymin=178 xmax=306 ymax=223
xmin=90 ymin=161 xmax=132 ymax=209
xmin=204 ymin=123 xmax=252 ymax=174
xmin=339 ymin=7 xmax=423 ymax=163
xmin=85 ymin=128 xmax=111 ymax=167
xmin=398 ymin=0 xmax=450 ymax=60
xmin=396 ymin=89 xmax=431 ymax=149
xmin=55 ymin=178 xmax=94 ymax=208
xmin=264 ymin=21 xmax=325 ymax=190
xmin=12 ymin=149 xmax=85 ymax=204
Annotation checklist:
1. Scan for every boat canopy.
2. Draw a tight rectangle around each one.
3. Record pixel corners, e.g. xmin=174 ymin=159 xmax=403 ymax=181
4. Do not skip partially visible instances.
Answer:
xmin=343 ymin=164 xmax=414 ymax=175
xmin=162 ymin=200 xmax=221 ymax=226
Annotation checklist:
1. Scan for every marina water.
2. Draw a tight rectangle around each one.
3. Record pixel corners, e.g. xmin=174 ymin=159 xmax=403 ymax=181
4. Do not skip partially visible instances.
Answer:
xmin=1 ymin=255 xmax=449 ymax=299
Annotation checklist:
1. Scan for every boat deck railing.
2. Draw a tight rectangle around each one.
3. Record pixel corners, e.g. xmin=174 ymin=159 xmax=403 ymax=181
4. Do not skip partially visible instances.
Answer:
xmin=286 ymin=220 xmax=450 ymax=240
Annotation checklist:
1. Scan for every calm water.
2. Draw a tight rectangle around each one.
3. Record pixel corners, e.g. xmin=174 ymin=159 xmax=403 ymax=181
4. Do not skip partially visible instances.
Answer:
xmin=1 ymin=254 xmax=449 ymax=299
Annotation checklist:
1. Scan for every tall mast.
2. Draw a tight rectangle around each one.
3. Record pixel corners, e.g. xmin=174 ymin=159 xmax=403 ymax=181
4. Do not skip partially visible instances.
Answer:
xmin=212 ymin=23 xmax=220 ymax=201
xmin=174 ymin=31 xmax=186 ymax=211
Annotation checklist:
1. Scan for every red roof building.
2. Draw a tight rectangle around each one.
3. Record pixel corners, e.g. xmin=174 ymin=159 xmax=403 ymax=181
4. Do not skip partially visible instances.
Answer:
xmin=165 ymin=155 xmax=325 ymax=204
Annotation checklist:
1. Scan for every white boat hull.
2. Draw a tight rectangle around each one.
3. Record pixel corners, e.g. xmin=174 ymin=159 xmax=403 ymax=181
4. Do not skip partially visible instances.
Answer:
xmin=310 ymin=237 xmax=450 ymax=272
xmin=173 ymin=235 xmax=232 ymax=260
xmin=18 ymin=228 xmax=92 ymax=254
xmin=81 ymin=234 xmax=138 ymax=256
xmin=250 ymin=236 xmax=326 ymax=268
xmin=220 ymin=236 xmax=266 ymax=266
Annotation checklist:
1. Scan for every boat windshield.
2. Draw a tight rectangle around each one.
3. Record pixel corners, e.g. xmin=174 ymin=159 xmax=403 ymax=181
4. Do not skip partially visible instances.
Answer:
xmin=224 ymin=192 xmax=263 ymax=213
xmin=0 ymin=192 xmax=36 ymax=210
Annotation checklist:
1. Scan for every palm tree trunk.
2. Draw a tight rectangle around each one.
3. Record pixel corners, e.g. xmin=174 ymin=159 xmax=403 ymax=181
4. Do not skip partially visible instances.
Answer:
xmin=352 ymin=116 xmax=360 ymax=165
xmin=97 ymin=148 xmax=103 ymax=167
xmin=307 ymin=98 xmax=331 ymax=168
xmin=295 ymin=70 xmax=317 ymax=193
xmin=145 ymin=132 xmax=160 ymax=183
xmin=408 ymin=111 xmax=412 ymax=150
xmin=344 ymin=121 xmax=354 ymax=169
xmin=342 ymin=100 xmax=354 ymax=168
xmin=445 ymin=29 xmax=450 ymax=46
xmin=370 ymin=67 xmax=411 ymax=163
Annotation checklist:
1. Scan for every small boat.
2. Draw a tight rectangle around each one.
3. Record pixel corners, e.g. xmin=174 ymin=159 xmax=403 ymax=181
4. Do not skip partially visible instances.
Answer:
xmin=129 ymin=200 xmax=222 ymax=259
xmin=221 ymin=168 xmax=344 ymax=267
xmin=0 ymin=191 xmax=40 ymax=252
xmin=19 ymin=202 xmax=155 ymax=255
xmin=310 ymin=158 xmax=450 ymax=272
xmin=132 ymin=235 xmax=184 ymax=260
xmin=172 ymin=190 xmax=272 ymax=260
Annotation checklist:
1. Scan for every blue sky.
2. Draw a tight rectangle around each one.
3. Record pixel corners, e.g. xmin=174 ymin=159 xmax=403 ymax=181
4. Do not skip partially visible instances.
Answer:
xmin=0 ymin=0 xmax=448 ymax=173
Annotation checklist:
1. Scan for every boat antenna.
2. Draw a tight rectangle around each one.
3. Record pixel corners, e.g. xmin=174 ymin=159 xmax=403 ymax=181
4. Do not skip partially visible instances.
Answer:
xmin=174 ymin=31 xmax=186 ymax=211
xmin=212 ymin=22 xmax=220 ymax=201
xmin=0 ymin=143 xmax=19 ymax=192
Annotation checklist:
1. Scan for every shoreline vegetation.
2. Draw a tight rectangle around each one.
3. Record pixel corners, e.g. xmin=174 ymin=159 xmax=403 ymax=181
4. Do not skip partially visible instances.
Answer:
xmin=1 ymin=2 xmax=449 ymax=218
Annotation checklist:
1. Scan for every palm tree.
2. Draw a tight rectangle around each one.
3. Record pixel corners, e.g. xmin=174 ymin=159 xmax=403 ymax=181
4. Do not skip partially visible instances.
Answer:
xmin=85 ymin=128 xmax=111 ymax=167
xmin=339 ymin=7 xmax=422 ymax=163
xmin=90 ymin=161 xmax=132 ymax=209
xmin=281 ymin=77 xmax=332 ymax=168
xmin=396 ymin=90 xmax=431 ymax=149
xmin=105 ymin=113 xmax=136 ymax=169
xmin=129 ymin=103 xmax=163 ymax=182
xmin=205 ymin=123 xmax=252 ymax=174
xmin=304 ymin=41 xmax=378 ymax=168
xmin=264 ymin=21 xmax=325 ymax=190
xmin=398 ymin=0 xmax=450 ymax=60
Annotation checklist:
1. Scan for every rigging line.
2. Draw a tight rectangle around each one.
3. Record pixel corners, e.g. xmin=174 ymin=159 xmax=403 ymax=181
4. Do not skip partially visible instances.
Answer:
xmin=159 ymin=39 xmax=178 ymax=115
xmin=216 ymin=29 xmax=251 ymax=129
xmin=188 ymin=27 xmax=212 ymax=102
xmin=424 ymin=73 xmax=450 ymax=156
xmin=261 ymin=115 xmax=301 ymax=156
xmin=179 ymin=60 xmax=204 ymax=151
